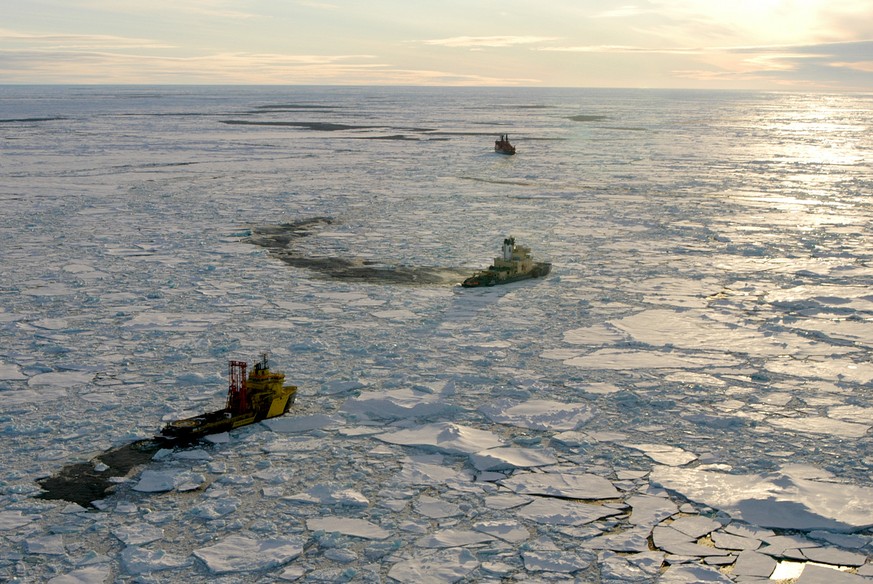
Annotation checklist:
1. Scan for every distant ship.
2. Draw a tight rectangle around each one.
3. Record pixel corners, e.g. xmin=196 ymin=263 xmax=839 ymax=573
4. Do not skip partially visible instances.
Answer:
xmin=159 ymin=354 xmax=297 ymax=442
xmin=494 ymin=134 xmax=516 ymax=155
xmin=462 ymin=236 xmax=550 ymax=287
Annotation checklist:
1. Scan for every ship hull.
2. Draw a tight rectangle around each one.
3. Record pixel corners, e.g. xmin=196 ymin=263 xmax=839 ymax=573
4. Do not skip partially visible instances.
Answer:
xmin=462 ymin=262 xmax=551 ymax=287
xmin=159 ymin=386 xmax=296 ymax=443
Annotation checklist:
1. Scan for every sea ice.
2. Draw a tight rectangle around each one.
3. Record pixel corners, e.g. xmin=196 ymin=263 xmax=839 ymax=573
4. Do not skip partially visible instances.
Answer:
xmin=112 ymin=523 xmax=164 ymax=545
xmin=396 ymin=459 xmax=470 ymax=485
xmin=121 ymin=546 xmax=190 ymax=574
xmin=193 ymin=535 xmax=305 ymax=574
xmin=766 ymin=415 xmax=870 ymax=438
xmin=469 ymin=446 xmax=558 ymax=471
xmin=414 ymin=495 xmax=462 ymax=519
xmin=284 ymin=484 xmax=369 ymax=507
xmin=623 ymin=443 xmax=698 ymax=466
xmin=47 ymin=565 xmax=111 ymax=584
xmin=387 ymin=548 xmax=478 ymax=583
xmin=564 ymin=348 xmax=741 ymax=369
xmin=479 ymin=398 xmax=594 ymax=430
xmin=517 ymin=498 xmax=622 ymax=526
xmin=472 ymin=520 xmax=530 ymax=543
xmin=415 ymin=529 xmax=495 ymax=548
xmin=306 ymin=517 xmax=391 ymax=540
xmin=651 ymin=465 xmax=873 ymax=531
xmin=263 ymin=413 xmax=345 ymax=433
xmin=0 ymin=510 xmax=36 ymax=530
xmin=341 ymin=388 xmax=457 ymax=420
xmin=0 ymin=362 xmax=27 ymax=380
xmin=521 ymin=548 xmax=595 ymax=573
xmin=500 ymin=471 xmax=620 ymax=500
xmin=377 ymin=422 xmax=505 ymax=454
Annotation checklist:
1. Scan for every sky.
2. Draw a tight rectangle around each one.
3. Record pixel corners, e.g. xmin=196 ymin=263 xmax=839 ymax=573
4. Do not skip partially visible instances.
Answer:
xmin=1 ymin=0 xmax=872 ymax=90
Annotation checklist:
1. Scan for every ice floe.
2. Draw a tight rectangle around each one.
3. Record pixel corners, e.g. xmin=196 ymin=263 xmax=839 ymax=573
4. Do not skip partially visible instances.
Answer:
xmin=377 ymin=422 xmax=505 ymax=454
xmin=651 ymin=465 xmax=873 ymax=531
xmin=193 ymin=535 xmax=305 ymax=574
xmin=479 ymin=398 xmax=594 ymax=430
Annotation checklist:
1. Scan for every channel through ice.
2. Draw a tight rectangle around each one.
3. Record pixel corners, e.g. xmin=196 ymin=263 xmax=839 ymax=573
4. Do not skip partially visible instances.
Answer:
xmin=1 ymin=86 xmax=872 ymax=583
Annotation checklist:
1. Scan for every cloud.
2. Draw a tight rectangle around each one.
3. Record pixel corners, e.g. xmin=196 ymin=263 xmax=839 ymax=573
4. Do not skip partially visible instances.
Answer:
xmin=0 ymin=29 xmax=174 ymax=50
xmin=422 ymin=36 xmax=559 ymax=49
xmin=0 ymin=47 xmax=538 ymax=85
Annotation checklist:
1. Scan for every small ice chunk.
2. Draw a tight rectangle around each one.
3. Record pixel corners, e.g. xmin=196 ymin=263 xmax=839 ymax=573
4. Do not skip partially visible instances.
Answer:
xmin=263 ymin=414 xmax=345 ymax=433
xmin=306 ymin=517 xmax=390 ymax=540
xmin=479 ymin=398 xmax=594 ymax=431
xmin=669 ymin=516 xmax=721 ymax=539
xmin=623 ymin=443 xmax=698 ymax=466
xmin=652 ymin=525 xmax=732 ymax=557
xmin=0 ymin=361 xmax=27 ymax=380
xmin=415 ymin=529 xmax=495 ymax=548
xmin=415 ymin=495 xmax=462 ymax=519
xmin=795 ymin=564 xmax=868 ymax=583
xmin=0 ymin=510 xmax=36 ymax=530
xmin=473 ymin=520 xmax=530 ymax=543
xmin=387 ymin=548 xmax=478 ymax=583
xmin=584 ymin=526 xmax=652 ymax=552
xmin=112 ymin=524 xmax=163 ymax=545
xmin=26 ymin=534 xmax=66 ymax=555
xmin=378 ymin=422 xmax=505 ymax=454
xmin=47 ymin=565 xmax=111 ymax=584
xmin=517 ymin=498 xmax=622 ymax=526
xmin=801 ymin=546 xmax=868 ymax=567
xmin=121 ymin=546 xmax=189 ymax=574
xmin=28 ymin=370 xmax=94 ymax=388
xmin=627 ymin=494 xmax=679 ymax=527
xmin=132 ymin=470 xmax=176 ymax=493
xmin=320 ymin=380 xmax=365 ymax=395
xmin=193 ymin=535 xmax=305 ymax=574
xmin=469 ymin=447 xmax=558 ymax=471
xmin=658 ymin=563 xmax=734 ymax=582
xmin=397 ymin=460 xmax=469 ymax=485
xmin=341 ymin=388 xmax=456 ymax=420
xmin=285 ymin=485 xmax=368 ymax=507
xmin=732 ymin=549 xmax=777 ymax=577
xmin=500 ymin=471 xmax=620 ymax=500
xmin=767 ymin=415 xmax=869 ymax=438
xmin=521 ymin=549 xmax=595 ymax=573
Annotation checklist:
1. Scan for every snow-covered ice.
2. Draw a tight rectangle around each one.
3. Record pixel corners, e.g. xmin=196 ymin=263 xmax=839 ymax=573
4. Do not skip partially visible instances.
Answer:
xmin=2 ymin=87 xmax=872 ymax=582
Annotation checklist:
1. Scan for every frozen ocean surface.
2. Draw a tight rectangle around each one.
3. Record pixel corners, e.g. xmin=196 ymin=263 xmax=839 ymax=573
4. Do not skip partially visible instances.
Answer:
xmin=1 ymin=85 xmax=872 ymax=582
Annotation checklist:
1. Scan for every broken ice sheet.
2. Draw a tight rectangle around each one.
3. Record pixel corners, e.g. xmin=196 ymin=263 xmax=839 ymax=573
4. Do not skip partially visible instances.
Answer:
xmin=0 ymin=511 xmax=37 ymax=530
xmin=396 ymin=459 xmax=471 ymax=485
xmin=306 ymin=517 xmax=390 ymax=540
xmin=469 ymin=446 xmax=558 ymax=471
xmin=387 ymin=548 xmax=479 ymax=583
xmin=193 ymin=535 xmax=304 ymax=574
xmin=565 ymin=348 xmax=741 ymax=369
xmin=121 ymin=547 xmax=190 ymax=575
xmin=341 ymin=387 xmax=459 ymax=420
xmin=415 ymin=529 xmax=495 ymax=548
xmin=518 ymin=498 xmax=622 ymax=526
xmin=262 ymin=413 xmax=345 ymax=433
xmin=479 ymin=398 xmax=594 ymax=431
xmin=767 ymin=415 xmax=869 ymax=438
xmin=500 ymin=471 xmax=620 ymax=500
xmin=284 ymin=485 xmax=369 ymax=507
xmin=651 ymin=465 xmax=873 ymax=531
xmin=377 ymin=422 xmax=505 ymax=454
xmin=622 ymin=443 xmax=698 ymax=466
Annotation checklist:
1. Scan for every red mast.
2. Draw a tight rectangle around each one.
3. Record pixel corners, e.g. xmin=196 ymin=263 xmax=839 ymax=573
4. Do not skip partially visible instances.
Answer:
xmin=226 ymin=360 xmax=248 ymax=414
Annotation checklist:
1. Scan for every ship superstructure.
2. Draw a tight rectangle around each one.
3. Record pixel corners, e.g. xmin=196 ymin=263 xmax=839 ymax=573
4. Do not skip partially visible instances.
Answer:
xmin=159 ymin=354 xmax=296 ymax=442
xmin=462 ymin=236 xmax=550 ymax=287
